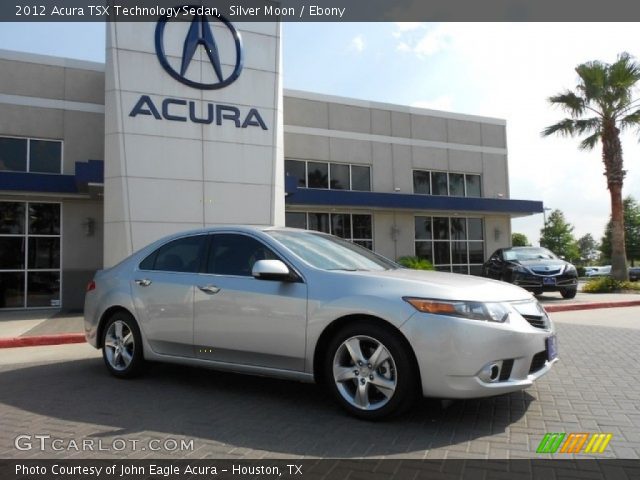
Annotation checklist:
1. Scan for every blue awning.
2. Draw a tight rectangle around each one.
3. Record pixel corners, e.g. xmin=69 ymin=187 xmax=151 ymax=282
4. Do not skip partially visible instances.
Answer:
xmin=0 ymin=160 xmax=104 ymax=195
xmin=285 ymin=176 xmax=543 ymax=216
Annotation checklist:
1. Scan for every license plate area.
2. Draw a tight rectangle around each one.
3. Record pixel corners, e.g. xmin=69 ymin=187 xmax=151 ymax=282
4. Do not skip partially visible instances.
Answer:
xmin=546 ymin=335 xmax=558 ymax=361
xmin=543 ymin=277 xmax=557 ymax=286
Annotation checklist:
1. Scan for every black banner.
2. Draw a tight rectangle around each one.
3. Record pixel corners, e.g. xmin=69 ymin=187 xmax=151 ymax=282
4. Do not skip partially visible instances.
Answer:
xmin=2 ymin=460 xmax=640 ymax=480
xmin=3 ymin=0 xmax=640 ymax=22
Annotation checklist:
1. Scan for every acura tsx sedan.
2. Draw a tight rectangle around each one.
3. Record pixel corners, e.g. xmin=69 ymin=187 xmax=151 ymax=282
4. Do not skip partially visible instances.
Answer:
xmin=85 ymin=227 xmax=557 ymax=419
xmin=482 ymin=247 xmax=578 ymax=299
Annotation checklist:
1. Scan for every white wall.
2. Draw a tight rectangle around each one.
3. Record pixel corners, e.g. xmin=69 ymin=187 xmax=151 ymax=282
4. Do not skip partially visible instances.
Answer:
xmin=104 ymin=20 xmax=284 ymax=266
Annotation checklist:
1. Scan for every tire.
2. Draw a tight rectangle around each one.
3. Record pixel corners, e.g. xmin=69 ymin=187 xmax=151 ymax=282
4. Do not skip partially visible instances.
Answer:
xmin=101 ymin=311 xmax=145 ymax=378
xmin=323 ymin=321 xmax=417 ymax=420
xmin=560 ymin=287 xmax=577 ymax=299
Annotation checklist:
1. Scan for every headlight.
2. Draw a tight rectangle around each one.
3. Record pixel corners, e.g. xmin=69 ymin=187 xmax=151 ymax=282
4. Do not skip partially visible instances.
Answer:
xmin=403 ymin=297 xmax=511 ymax=323
xmin=564 ymin=264 xmax=577 ymax=274
xmin=510 ymin=264 xmax=528 ymax=274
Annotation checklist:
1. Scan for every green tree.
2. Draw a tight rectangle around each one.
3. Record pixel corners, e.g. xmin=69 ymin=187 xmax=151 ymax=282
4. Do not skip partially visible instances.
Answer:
xmin=542 ymin=52 xmax=640 ymax=280
xmin=577 ymin=233 xmax=599 ymax=263
xmin=540 ymin=209 xmax=580 ymax=261
xmin=511 ymin=232 xmax=529 ymax=246
xmin=600 ymin=196 xmax=640 ymax=266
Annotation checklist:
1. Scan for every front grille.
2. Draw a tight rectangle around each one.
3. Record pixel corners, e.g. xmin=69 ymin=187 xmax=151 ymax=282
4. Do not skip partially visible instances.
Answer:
xmin=522 ymin=314 xmax=548 ymax=329
xmin=530 ymin=267 xmax=562 ymax=276
xmin=529 ymin=351 xmax=547 ymax=374
xmin=499 ymin=359 xmax=514 ymax=381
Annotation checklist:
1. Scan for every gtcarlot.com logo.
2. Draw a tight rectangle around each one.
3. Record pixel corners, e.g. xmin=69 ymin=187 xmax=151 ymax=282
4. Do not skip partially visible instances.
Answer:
xmin=536 ymin=432 xmax=613 ymax=454
xmin=14 ymin=434 xmax=194 ymax=452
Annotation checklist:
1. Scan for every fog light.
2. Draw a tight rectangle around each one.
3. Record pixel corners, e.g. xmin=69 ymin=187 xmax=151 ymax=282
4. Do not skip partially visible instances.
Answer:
xmin=479 ymin=361 xmax=502 ymax=383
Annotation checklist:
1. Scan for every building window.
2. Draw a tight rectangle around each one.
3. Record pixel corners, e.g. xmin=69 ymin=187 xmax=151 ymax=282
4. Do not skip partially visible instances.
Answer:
xmin=330 ymin=163 xmax=350 ymax=190
xmin=285 ymin=159 xmax=371 ymax=192
xmin=307 ymin=162 xmax=329 ymax=189
xmin=412 ymin=170 xmax=482 ymax=197
xmin=465 ymin=174 xmax=482 ymax=197
xmin=414 ymin=216 xmax=484 ymax=275
xmin=413 ymin=170 xmax=430 ymax=195
xmin=284 ymin=212 xmax=306 ymax=229
xmin=0 ymin=137 xmax=62 ymax=174
xmin=285 ymin=211 xmax=373 ymax=250
xmin=0 ymin=201 xmax=61 ymax=308
xmin=432 ymin=172 xmax=448 ymax=196
xmin=351 ymin=166 xmax=371 ymax=191
xmin=449 ymin=173 xmax=465 ymax=196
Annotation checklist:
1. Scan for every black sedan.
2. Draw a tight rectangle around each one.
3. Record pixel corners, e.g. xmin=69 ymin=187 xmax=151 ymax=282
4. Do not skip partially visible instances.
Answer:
xmin=482 ymin=247 xmax=578 ymax=299
xmin=630 ymin=267 xmax=640 ymax=282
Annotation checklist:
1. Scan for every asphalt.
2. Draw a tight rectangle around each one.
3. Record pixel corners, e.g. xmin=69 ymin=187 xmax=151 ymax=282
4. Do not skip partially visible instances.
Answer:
xmin=0 ymin=291 xmax=638 ymax=348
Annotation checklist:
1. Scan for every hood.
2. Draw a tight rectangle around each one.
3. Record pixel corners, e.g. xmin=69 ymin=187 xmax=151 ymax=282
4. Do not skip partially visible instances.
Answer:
xmin=342 ymin=268 xmax=533 ymax=303
xmin=512 ymin=258 xmax=568 ymax=268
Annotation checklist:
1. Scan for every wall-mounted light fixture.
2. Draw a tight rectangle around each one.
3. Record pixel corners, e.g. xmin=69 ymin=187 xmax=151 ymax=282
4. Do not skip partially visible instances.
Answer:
xmin=83 ymin=217 xmax=95 ymax=237
xmin=390 ymin=226 xmax=400 ymax=241
xmin=494 ymin=227 xmax=502 ymax=242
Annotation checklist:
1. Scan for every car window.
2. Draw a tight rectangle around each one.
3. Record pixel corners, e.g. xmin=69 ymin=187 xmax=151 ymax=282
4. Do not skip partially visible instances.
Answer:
xmin=503 ymin=250 xmax=516 ymax=261
xmin=139 ymin=235 xmax=206 ymax=273
xmin=267 ymin=230 xmax=397 ymax=271
xmin=506 ymin=248 xmax=557 ymax=261
xmin=207 ymin=234 xmax=279 ymax=277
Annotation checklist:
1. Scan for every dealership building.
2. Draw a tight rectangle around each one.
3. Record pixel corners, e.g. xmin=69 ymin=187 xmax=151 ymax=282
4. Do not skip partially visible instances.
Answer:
xmin=0 ymin=20 xmax=543 ymax=310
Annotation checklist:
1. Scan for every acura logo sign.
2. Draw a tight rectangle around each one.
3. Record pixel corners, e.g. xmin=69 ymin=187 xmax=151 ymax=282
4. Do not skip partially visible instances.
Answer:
xmin=131 ymin=7 xmax=266 ymax=129
xmin=155 ymin=7 xmax=244 ymax=89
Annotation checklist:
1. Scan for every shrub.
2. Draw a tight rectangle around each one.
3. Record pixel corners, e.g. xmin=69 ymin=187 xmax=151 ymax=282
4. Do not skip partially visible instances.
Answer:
xmin=576 ymin=266 xmax=586 ymax=277
xmin=397 ymin=256 xmax=435 ymax=271
xmin=583 ymin=277 xmax=619 ymax=293
xmin=583 ymin=277 xmax=640 ymax=293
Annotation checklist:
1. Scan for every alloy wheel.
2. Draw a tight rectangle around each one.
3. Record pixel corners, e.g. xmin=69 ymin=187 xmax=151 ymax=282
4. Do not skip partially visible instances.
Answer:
xmin=332 ymin=335 xmax=397 ymax=410
xmin=104 ymin=320 xmax=135 ymax=371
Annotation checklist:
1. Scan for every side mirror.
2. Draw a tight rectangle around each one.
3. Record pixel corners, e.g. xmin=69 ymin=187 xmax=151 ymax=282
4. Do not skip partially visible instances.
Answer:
xmin=252 ymin=260 xmax=293 ymax=281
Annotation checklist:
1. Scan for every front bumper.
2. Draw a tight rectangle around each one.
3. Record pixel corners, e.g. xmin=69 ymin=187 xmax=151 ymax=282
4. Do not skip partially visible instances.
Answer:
xmin=401 ymin=310 xmax=557 ymax=399
xmin=512 ymin=272 xmax=577 ymax=291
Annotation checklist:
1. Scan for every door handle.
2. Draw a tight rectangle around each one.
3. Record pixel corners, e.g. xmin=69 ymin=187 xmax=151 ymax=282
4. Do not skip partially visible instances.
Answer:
xmin=135 ymin=278 xmax=152 ymax=287
xmin=198 ymin=285 xmax=220 ymax=295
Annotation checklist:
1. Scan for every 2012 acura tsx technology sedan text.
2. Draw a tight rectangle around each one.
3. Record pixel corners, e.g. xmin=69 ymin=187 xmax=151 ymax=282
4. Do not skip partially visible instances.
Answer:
xmin=85 ymin=227 xmax=557 ymax=419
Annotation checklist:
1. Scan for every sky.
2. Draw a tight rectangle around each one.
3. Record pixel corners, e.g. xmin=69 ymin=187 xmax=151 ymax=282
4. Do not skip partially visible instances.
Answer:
xmin=1 ymin=22 xmax=639 ymax=246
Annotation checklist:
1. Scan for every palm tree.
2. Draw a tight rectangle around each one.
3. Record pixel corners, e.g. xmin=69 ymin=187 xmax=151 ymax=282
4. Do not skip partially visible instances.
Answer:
xmin=542 ymin=52 xmax=640 ymax=281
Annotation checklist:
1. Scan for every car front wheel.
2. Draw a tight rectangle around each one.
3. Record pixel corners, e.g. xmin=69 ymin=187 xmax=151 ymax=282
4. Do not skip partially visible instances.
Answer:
xmin=102 ymin=311 xmax=144 ymax=378
xmin=324 ymin=322 xmax=417 ymax=420
xmin=560 ymin=287 xmax=577 ymax=299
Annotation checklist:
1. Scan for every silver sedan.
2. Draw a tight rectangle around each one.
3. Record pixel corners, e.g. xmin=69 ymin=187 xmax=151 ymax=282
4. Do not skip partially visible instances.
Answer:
xmin=84 ymin=226 xmax=557 ymax=419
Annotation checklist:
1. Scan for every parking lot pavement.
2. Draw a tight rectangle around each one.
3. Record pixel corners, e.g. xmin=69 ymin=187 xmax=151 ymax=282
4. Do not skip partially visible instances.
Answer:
xmin=0 ymin=308 xmax=639 ymax=460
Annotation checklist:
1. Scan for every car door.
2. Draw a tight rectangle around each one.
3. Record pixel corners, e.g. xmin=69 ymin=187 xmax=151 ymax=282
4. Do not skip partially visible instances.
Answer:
xmin=131 ymin=234 xmax=207 ymax=358
xmin=193 ymin=233 xmax=308 ymax=371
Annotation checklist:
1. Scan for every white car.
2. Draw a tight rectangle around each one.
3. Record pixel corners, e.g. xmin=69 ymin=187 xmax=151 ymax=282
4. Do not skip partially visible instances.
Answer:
xmin=586 ymin=266 xmax=611 ymax=277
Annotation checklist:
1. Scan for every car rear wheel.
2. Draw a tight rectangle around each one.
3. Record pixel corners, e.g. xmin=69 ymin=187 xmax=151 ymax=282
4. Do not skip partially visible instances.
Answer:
xmin=324 ymin=322 xmax=417 ymax=420
xmin=560 ymin=287 xmax=577 ymax=299
xmin=102 ymin=311 xmax=144 ymax=378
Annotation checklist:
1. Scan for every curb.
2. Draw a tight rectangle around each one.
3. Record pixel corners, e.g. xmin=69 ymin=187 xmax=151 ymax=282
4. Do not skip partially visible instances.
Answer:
xmin=0 ymin=333 xmax=85 ymax=349
xmin=545 ymin=300 xmax=640 ymax=313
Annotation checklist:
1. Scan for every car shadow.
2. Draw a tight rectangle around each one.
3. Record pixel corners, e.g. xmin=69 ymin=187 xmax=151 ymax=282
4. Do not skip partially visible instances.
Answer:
xmin=536 ymin=293 xmax=567 ymax=303
xmin=1 ymin=358 xmax=535 ymax=457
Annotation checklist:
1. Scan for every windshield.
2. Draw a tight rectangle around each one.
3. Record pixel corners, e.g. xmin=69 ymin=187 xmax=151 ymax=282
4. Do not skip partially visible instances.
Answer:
xmin=504 ymin=247 xmax=558 ymax=261
xmin=267 ymin=230 xmax=398 ymax=271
